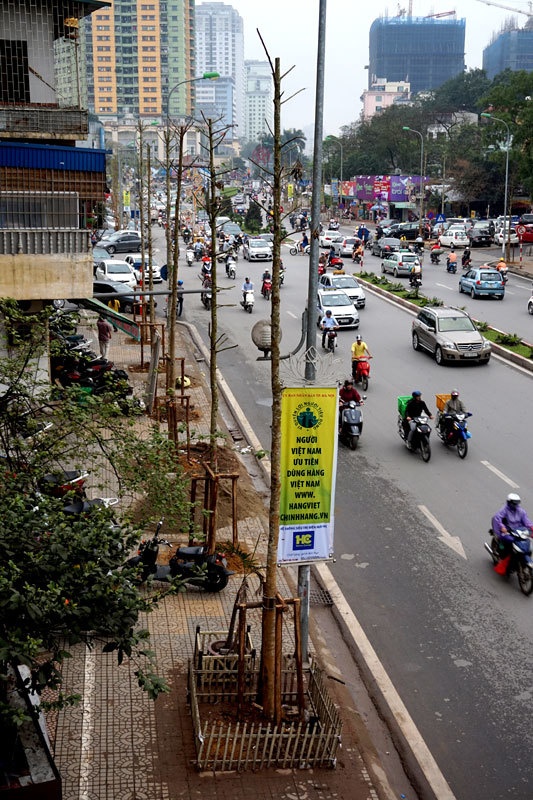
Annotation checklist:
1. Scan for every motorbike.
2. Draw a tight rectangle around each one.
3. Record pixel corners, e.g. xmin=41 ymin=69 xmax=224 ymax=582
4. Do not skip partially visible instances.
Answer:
xmin=280 ymin=267 xmax=285 ymax=286
xmin=289 ymin=244 xmax=310 ymax=256
xmin=339 ymin=399 xmax=364 ymax=450
xmin=398 ymin=414 xmax=431 ymax=462
xmin=261 ymin=277 xmax=272 ymax=300
xmin=241 ymin=289 xmax=254 ymax=313
xmin=446 ymin=258 xmax=457 ymax=274
xmin=461 ymin=250 xmax=472 ymax=270
xmin=437 ymin=412 xmax=472 ymax=458
xmin=498 ymin=266 xmax=509 ymax=284
xmin=127 ymin=518 xmax=233 ymax=592
xmin=322 ymin=329 xmax=337 ymax=352
xmin=186 ymin=248 xmax=194 ymax=266
xmin=225 ymin=256 xmax=237 ymax=280
xmin=200 ymin=279 xmax=212 ymax=310
xmin=430 ymin=250 xmax=441 ymax=265
xmin=409 ymin=273 xmax=422 ymax=289
xmin=194 ymin=247 xmax=204 ymax=262
xmin=352 ymin=251 xmax=363 ymax=264
xmin=328 ymin=255 xmax=344 ymax=270
xmin=329 ymin=219 xmax=339 ymax=231
xmin=39 ymin=469 xmax=89 ymax=498
xmin=353 ymin=357 xmax=371 ymax=391
xmin=484 ymin=527 xmax=533 ymax=596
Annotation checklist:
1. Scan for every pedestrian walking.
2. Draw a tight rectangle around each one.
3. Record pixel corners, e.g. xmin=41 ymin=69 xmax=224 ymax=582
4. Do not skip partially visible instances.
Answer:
xmin=97 ymin=312 xmax=113 ymax=359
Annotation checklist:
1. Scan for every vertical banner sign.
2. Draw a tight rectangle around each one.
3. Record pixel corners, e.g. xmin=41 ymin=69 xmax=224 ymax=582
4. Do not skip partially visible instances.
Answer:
xmin=287 ymin=183 xmax=294 ymax=199
xmin=278 ymin=387 xmax=338 ymax=564
xmin=123 ymin=190 xmax=130 ymax=207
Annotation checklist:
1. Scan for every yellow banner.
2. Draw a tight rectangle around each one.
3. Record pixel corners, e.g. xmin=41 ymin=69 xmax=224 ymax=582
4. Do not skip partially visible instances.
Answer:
xmin=287 ymin=183 xmax=294 ymax=198
xmin=278 ymin=386 xmax=338 ymax=563
xmin=123 ymin=190 xmax=130 ymax=206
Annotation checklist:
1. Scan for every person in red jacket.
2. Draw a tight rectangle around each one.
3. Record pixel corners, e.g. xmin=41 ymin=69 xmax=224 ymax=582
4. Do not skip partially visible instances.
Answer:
xmin=339 ymin=379 xmax=361 ymax=431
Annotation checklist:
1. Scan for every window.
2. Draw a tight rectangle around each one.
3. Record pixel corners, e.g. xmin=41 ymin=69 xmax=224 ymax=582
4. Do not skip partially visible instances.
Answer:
xmin=96 ymin=46 xmax=111 ymax=51
xmin=375 ymin=95 xmax=382 ymax=102
xmin=142 ymin=47 xmax=156 ymax=51
xmin=142 ymin=36 xmax=156 ymax=41
xmin=96 ymin=25 xmax=110 ymax=30
xmin=376 ymin=106 xmax=382 ymax=111
xmin=0 ymin=39 xmax=30 ymax=103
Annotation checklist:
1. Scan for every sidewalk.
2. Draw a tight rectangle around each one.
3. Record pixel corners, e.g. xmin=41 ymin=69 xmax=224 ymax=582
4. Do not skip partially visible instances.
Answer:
xmin=48 ymin=316 xmax=395 ymax=800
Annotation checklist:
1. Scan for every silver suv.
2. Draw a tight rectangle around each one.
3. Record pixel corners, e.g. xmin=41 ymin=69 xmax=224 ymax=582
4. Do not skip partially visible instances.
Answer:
xmin=411 ymin=307 xmax=491 ymax=365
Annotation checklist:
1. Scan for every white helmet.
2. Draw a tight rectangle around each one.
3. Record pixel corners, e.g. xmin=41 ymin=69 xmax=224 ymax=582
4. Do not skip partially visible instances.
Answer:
xmin=507 ymin=493 xmax=521 ymax=507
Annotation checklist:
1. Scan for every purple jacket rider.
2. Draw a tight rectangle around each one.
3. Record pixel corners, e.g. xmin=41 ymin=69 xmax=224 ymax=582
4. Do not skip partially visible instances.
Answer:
xmin=492 ymin=502 xmax=533 ymax=543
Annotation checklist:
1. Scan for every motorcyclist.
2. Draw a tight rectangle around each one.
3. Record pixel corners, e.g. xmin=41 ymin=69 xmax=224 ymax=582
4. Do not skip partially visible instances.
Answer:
xmin=201 ymin=257 xmax=211 ymax=279
xmin=491 ymin=494 xmax=533 ymax=575
xmin=414 ymin=234 xmax=424 ymax=255
xmin=405 ymin=390 xmax=434 ymax=449
xmin=409 ymin=260 xmax=422 ymax=285
xmin=242 ymin=277 xmax=253 ymax=304
xmin=447 ymin=249 xmax=458 ymax=271
xmin=351 ymin=334 xmax=372 ymax=381
xmin=438 ymin=390 xmax=467 ymax=438
xmin=201 ymin=272 xmax=212 ymax=305
xmin=328 ymin=244 xmax=337 ymax=264
xmin=352 ymin=241 xmax=364 ymax=262
xmin=497 ymin=257 xmax=507 ymax=273
xmin=261 ymin=269 xmax=271 ymax=295
xmin=177 ymin=279 xmax=184 ymax=317
xmin=320 ymin=308 xmax=339 ymax=348
xmin=194 ymin=240 xmax=204 ymax=258
xmin=339 ymin=378 xmax=362 ymax=431
xmin=299 ymin=232 xmax=309 ymax=252
xmin=461 ymin=247 xmax=472 ymax=269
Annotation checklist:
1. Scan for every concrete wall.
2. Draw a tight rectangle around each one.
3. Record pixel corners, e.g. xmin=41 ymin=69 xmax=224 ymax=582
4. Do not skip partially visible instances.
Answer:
xmin=0 ymin=253 xmax=92 ymax=300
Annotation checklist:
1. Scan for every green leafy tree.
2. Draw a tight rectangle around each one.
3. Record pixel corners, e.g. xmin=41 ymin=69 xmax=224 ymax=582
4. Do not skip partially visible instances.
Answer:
xmin=0 ymin=305 xmax=191 ymax=738
xmin=244 ymin=201 xmax=263 ymax=232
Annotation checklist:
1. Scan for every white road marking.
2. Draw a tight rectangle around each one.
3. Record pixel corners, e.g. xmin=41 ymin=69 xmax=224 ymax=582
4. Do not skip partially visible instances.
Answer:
xmin=480 ymin=460 xmax=519 ymax=488
xmin=418 ymin=504 xmax=467 ymax=559
xmin=436 ymin=283 xmax=453 ymax=291
xmin=316 ymin=562 xmax=457 ymax=800
xmin=505 ymin=290 xmax=515 ymax=295
xmin=79 ymin=644 xmax=96 ymax=800
xmin=286 ymin=310 xmax=298 ymax=319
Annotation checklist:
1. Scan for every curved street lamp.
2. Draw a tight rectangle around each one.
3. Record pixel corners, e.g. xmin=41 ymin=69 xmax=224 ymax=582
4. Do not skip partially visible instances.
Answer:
xmin=167 ymin=71 xmax=220 ymax=120
xmin=481 ymin=112 xmax=511 ymax=258
xmin=402 ymin=126 xmax=424 ymax=236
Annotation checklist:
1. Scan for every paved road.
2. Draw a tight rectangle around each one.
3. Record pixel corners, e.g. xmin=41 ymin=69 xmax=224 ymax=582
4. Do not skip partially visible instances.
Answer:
xmin=159 ymin=229 xmax=533 ymax=798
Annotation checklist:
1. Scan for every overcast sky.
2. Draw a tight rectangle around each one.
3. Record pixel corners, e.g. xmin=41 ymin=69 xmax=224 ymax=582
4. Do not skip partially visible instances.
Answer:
xmin=222 ymin=0 xmax=532 ymax=139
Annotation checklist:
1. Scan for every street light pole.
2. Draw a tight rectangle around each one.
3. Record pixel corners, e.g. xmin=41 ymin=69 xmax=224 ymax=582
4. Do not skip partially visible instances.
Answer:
xmin=326 ymin=135 xmax=343 ymax=213
xmin=402 ymin=126 xmax=424 ymax=236
xmin=481 ymin=113 xmax=510 ymax=259
xmin=299 ymin=0 xmax=327 ymax=665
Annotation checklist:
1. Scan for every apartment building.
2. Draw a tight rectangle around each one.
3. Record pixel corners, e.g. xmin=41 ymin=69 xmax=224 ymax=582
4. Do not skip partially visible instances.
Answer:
xmin=244 ymin=60 xmax=272 ymax=142
xmin=0 ymin=0 xmax=108 ymax=304
xmin=195 ymin=2 xmax=244 ymax=137
xmin=80 ymin=0 xmax=195 ymax=121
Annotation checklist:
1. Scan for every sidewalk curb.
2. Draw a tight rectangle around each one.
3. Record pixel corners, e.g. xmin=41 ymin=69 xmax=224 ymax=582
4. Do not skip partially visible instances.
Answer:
xmin=177 ymin=318 xmax=452 ymax=800
xmin=359 ymin=279 xmax=533 ymax=374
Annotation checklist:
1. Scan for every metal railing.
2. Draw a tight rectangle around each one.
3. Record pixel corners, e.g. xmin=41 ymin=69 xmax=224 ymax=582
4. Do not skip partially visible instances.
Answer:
xmin=0 ymin=229 xmax=91 ymax=255
xmin=0 ymin=106 xmax=88 ymax=137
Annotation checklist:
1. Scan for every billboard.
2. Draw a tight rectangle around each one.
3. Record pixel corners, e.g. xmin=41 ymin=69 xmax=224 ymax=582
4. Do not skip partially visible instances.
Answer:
xmin=278 ymin=386 xmax=338 ymax=564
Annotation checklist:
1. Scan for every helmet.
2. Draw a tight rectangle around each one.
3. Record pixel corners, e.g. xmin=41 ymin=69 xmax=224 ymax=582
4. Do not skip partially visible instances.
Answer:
xmin=356 ymin=334 xmax=362 ymax=342
xmin=499 ymin=257 xmax=505 ymax=262
xmin=178 ymin=279 xmax=183 ymax=286
xmin=507 ymin=493 xmax=521 ymax=507
xmin=451 ymin=390 xmax=459 ymax=397
xmin=325 ymin=309 xmax=332 ymax=316
xmin=245 ymin=277 xmax=250 ymax=282
xmin=412 ymin=390 xmax=421 ymax=397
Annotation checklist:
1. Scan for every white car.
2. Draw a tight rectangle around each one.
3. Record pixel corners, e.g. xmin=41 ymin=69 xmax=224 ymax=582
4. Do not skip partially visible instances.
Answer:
xmin=95 ymin=259 xmax=137 ymax=288
xmin=317 ymin=289 xmax=359 ymax=329
xmin=318 ymin=271 xmax=366 ymax=308
xmin=439 ymin=228 xmax=469 ymax=248
xmin=494 ymin=227 xmax=519 ymax=245
xmin=243 ymin=238 xmax=272 ymax=261
xmin=125 ymin=255 xmax=163 ymax=284
xmin=319 ymin=230 xmax=342 ymax=248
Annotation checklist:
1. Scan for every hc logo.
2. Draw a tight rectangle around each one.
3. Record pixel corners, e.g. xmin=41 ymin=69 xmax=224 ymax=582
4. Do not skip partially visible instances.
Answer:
xmin=293 ymin=530 xmax=314 ymax=550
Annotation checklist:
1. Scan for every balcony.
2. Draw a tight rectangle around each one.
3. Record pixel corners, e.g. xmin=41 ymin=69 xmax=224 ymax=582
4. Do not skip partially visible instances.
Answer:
xmin=0 ymin=229 xmax=90 ymax=256
xmin=0 ymin=106 xmax=89 ymax=141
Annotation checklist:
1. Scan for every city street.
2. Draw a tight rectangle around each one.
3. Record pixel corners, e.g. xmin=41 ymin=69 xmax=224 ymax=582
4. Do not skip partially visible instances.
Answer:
xmin=169 ymin=230 xmax=533 ymax=799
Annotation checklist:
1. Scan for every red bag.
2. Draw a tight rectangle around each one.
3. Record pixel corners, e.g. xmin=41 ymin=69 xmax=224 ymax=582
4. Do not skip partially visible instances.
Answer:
xmin=494 ymin=555 xmax=511 ymax=575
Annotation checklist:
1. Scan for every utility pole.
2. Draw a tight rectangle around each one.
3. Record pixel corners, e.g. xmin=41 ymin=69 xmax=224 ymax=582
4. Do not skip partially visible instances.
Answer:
xmin=300 ymin=0 xmax=327 ymax=664
xmin=147 ymin=144 xmax=155 ymax=324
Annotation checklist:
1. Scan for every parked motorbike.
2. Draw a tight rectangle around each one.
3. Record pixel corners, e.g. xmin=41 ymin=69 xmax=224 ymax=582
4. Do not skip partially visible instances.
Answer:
xmin=398 ymin=414 xmax=431 ymax=462
xmin=240 ymin=289 xmax=254 ymax=313
xmin=39 ymin=469 xmax=89 ymax=498
xmin=484 ymin=528 xmax=533 ymax=596
xmin=261 ymin=277 xmax=272 ymax=300
xmin=437 ymin=412 xmax=472 ymax=458
xmin=353 ymin=356 xmax=371 ymax=391
xmin=446 ymin=258 xmax=457 ymax=274
xmin=127 ymin=518 xmax=233 ymax=592
xmin=339 ymin=399 xmax=364 ymax=450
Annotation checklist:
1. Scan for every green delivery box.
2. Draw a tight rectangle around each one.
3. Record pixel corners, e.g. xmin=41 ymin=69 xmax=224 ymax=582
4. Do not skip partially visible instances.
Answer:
xmin=397 ymin=396 xmax=412 ymax=418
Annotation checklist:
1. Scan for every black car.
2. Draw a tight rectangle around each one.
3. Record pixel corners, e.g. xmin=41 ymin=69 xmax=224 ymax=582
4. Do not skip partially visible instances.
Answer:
xmin=469 ymin=224 xmax=492 ymax=247
xmin=371 ymin=237 xmax=401 ymax=258
xmin=92 ymin=280 xmax=137 ymax=313
xmin=391 ymin=221 xmax=431 ymax=241
xmin=519 ymin=213 xmax=533 ymax=225
xmin=100 ymin=232 xmax=142 ymax=254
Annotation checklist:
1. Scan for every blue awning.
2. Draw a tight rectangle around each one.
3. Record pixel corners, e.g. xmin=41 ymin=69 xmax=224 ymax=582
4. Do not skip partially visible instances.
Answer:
xmin=0 ymin=142 xmax=107 ymax=173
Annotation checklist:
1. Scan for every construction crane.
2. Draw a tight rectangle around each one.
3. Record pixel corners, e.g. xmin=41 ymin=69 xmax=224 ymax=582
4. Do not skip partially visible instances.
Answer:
xmin=425 ymin=10 xmax=456 ymax=17
xmin=474 ymin=0 xmax=532 ymax=17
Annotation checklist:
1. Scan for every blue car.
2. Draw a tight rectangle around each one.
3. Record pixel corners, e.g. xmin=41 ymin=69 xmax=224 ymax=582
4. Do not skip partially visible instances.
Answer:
xmin=459 ymin=267 xmax=505 ymax=299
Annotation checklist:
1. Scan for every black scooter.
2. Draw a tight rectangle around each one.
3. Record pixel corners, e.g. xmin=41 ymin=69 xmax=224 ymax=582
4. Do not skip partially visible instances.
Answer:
xmin=127 ymin=518 xmax=233 ymax=592
xmin=339 ymin=400 xmax=365 ymax=450
xmin=446 ymin=257 xmax=457 ymax=274
xmin=398 ymin=414 xmax=431 ymax=462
